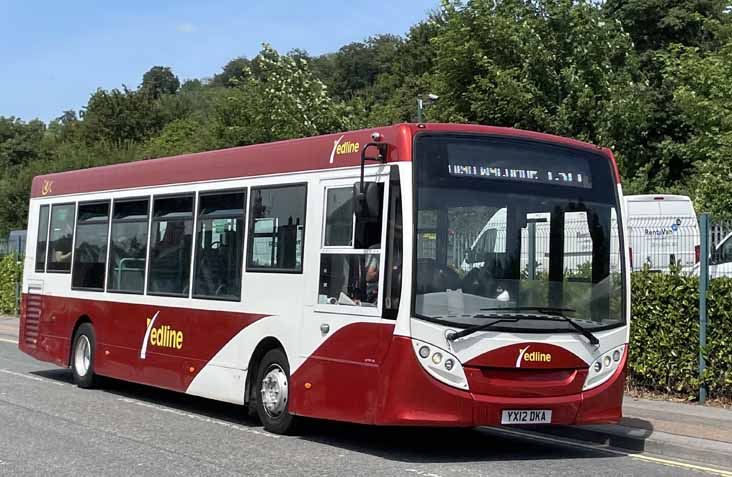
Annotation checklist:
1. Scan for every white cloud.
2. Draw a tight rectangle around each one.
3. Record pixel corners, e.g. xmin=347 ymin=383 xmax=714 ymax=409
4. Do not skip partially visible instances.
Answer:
xmin=176 ymin=22 xmax=196 ymax=33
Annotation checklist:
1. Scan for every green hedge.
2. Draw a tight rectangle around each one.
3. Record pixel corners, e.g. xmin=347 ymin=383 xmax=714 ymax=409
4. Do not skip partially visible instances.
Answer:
xmin=629 ymin=270 xmax=732 ymax=399
xmin=0 ymin=254 xmax=22 ymax=315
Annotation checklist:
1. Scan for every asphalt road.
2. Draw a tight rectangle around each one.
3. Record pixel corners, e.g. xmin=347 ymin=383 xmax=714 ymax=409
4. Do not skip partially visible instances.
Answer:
xmin=0 ymin=340 xmax=728 ymax=477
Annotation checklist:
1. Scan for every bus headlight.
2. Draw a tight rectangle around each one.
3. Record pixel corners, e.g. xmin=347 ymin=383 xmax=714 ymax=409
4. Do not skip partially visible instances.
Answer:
xmin=583 ymin=344 xmax=626 ymax=391
xmin=412 ymin=339 xmax=469 ymax=390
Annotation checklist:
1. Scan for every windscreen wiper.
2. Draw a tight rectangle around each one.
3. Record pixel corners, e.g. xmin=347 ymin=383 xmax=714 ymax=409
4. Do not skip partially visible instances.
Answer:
xmin=480 ymin=306 xmax=600 ymax=346
xmin=446 ymin=316 xmax=520 ymax=341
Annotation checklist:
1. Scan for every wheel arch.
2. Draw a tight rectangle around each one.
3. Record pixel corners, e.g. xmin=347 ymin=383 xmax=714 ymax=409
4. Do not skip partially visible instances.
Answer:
xmin=244 ymin=336 xmax=286 ymax=407
xmin=67 ymin=315 xmax=93 ymax=367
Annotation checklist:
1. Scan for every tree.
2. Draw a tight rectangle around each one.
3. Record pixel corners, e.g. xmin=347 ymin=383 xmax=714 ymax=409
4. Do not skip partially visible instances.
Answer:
xmin=79 ymin=86 xmax=168 ymax=144
xmin=604 ymin=0 xmax=731 ymax=55
xmin=212 ymin=44 xmax=352 ymax=147
xmin=0 ymin=117 xmax=49 ymax=169
xmin=657 ymin=43 xmax=732 ymax=219
xmin=141 ymin=66 xmax=180 ymax=98
xmin=210 ymin=58 xmax=251 ymax=87
xmin=429 ymin=0 xmax=649 ymax=172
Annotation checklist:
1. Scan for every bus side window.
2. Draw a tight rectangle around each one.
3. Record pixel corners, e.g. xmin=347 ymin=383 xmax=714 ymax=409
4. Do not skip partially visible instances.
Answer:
xmin=35 ymin=205 xmax=50 ymax=272
xmin=72 ymin=201 xmax=110 ymax=290
xmin=47 ymin=203 xmax=76 ymax=273
xmin=148 ymin=195 xmax=194 ymax=296
xmin=193 ymin=190 xmax=246 ymax=300
xmin=108 ymin=199 xmax=149 ymax=294
xmin=246 ymin=184 xmax=307 ymax=273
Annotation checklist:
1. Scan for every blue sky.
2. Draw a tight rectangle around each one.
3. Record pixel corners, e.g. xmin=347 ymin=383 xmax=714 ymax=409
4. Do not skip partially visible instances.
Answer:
xmin=0 ymin=0 xmax=439 ymax=122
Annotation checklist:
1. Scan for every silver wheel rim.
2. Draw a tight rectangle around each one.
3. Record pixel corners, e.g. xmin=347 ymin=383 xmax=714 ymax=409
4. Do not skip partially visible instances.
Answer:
xmin=260 ymin=364 xmax=288 ymax=418
xmin=74 ymin=335 xmax=91 ymax=377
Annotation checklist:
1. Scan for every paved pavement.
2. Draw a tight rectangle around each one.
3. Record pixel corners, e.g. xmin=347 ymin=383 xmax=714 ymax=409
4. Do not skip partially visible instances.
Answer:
xmin=0 ymin=316 xmax=731 ymax=476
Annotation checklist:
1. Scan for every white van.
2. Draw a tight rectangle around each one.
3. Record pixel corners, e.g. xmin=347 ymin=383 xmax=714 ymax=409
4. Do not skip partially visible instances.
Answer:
xmin=624 ymin=195 xmax=699 ymax=272
xmin=461 ymin=208 xmax=615 ymax=275
xmin=703 ymin=231 xmax=732 ymax=278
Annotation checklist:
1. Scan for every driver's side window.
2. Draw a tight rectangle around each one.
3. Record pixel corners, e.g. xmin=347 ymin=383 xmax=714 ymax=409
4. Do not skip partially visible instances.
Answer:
xmin=318 ymin=183 xmax=384 ymax=307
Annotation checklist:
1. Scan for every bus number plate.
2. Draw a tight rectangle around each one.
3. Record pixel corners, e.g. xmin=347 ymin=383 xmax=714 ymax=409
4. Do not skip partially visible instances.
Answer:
xmin=501 ymin=409 xmax=552 ymax=424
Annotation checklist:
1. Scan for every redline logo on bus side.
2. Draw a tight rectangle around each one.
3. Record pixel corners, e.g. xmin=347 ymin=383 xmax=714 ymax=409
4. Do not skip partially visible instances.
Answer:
xmin=139 ymin=311 xmax=183 ymax=359
xmin=328 ymin=135 xmax=360 ymax=164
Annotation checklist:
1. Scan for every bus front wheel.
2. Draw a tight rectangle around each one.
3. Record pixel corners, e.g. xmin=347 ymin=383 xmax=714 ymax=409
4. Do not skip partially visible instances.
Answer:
xmin=255 ymin=348 xmax=299 ymax=434
xmin=71 ymin=323 xmax=96 ymax=388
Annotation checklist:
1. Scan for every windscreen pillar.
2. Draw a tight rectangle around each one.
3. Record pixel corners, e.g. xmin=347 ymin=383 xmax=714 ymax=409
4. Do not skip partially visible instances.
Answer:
xmin=590 ymin=208 xmax=612 ymax=320
xmin=548 ymin=208 xmax=565 ymax=307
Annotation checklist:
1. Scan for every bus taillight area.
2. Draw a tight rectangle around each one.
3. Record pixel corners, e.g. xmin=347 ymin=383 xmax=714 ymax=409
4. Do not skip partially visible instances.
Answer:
xmin=374 ymin=336 xmax=627 ymax=427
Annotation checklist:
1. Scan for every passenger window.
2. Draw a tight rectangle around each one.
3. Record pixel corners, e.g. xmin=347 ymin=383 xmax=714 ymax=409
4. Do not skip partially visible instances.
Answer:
xmin=324 ymin=188 xmax=353 ymax=247
xmin=35 ymin=205 xmax=49 ymax=272
xmin=47 ymin=203 xmax=76 ymax=273
xmin=148 ymin=195 xmax=194 ymax=296
xmin=318 ymin=181 xmax=385 ymax=308
xmin=193 ymin=190 xmax=246 ymax=300
xmin=108 ymin=199 xmax=149 ymax=294
xmin=247 ymin=184 xmax=306 ymax=272
xmin=72 ymin=202 xmax=110 ymax=290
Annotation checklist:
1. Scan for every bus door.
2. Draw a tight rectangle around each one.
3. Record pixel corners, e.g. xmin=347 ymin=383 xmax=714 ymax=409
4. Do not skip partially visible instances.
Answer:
xmin=294 ymin=170 xmax=394 ymax=422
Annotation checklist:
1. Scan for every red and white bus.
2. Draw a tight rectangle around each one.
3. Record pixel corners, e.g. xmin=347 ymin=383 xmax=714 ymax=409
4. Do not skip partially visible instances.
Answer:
xmin=19 ymin=123 xmax=629 ymax=434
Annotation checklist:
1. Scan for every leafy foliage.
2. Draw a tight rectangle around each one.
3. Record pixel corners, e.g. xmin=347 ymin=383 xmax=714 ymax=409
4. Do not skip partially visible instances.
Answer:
xmin=629 ymin=270 xmax=732 ymax=399
xmin=0 ymin=255 xmax=22 ymax=314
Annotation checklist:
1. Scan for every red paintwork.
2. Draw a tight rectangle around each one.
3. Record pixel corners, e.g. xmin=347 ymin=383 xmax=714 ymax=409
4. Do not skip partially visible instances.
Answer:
xmin=290 ymin=322 xmax=394 ymax=423
xmin=31 ymin=123 xmax=615 ymax=199
xmin=18 ymin=293 xmax=267 ymax=392
xmin=291 ymin=332 xmax=625 ymax=426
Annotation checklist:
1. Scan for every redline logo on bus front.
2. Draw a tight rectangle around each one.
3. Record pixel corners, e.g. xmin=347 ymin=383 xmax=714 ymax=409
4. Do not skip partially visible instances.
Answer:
xmin=140 ymin=311 xmax=184 ymax=359
xmin=516 ymin=345 xmax=552 ymax=367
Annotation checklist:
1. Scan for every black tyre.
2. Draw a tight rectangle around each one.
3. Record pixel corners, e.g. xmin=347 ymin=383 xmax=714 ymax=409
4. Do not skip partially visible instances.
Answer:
xmin=71 ymin=323 xmax=96 ymax=388
xmin=255 ymin=348 xmax=299 ymax=434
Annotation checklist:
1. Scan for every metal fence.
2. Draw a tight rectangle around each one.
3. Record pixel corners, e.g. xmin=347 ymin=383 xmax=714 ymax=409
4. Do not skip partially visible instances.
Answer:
xmin=0 ymin=237 xmax=25 ymax=258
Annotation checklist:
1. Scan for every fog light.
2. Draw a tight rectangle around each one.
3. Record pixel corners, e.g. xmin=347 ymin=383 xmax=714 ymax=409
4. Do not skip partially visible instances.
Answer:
xmin=432 ymin=352 xmax=443 ymax=365
xmin=613 ymin=350 xmax=621 ymax=362
xmin=594 ymin=361 xmax=602 ymax=373
xmin=604 ymin=355 xmax=612 ymax=368
xmin=419 ymin=346 xmax=430 ymax=359
xmin=445 ymin=359 xmax=454 ymax=371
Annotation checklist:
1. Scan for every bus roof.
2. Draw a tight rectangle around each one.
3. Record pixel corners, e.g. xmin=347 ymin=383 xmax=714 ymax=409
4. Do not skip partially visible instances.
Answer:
xmin=31 ymin=123 xmax=613 ymax=199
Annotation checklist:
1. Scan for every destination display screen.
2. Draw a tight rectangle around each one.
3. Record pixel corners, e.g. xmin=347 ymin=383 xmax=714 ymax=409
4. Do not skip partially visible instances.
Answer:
xmin=446 ymin=142 xmax=593 ymax=189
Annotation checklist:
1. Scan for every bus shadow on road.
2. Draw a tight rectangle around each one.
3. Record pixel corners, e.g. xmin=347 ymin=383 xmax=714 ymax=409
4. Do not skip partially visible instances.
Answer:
xmin=31 ymin=368 xmax=626 ymax=464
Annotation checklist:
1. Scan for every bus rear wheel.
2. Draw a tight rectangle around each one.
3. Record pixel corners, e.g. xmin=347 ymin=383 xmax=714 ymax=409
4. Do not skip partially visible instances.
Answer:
xmin=255 ymin=348 xmax=299 ymax=435
xmin=71 ymin=323 xmax=96 ymax=388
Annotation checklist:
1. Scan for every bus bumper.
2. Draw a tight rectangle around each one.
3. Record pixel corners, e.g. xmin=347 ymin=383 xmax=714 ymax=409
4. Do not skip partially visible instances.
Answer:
xmin=374 ymin=336 xmax=625 ymax=427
